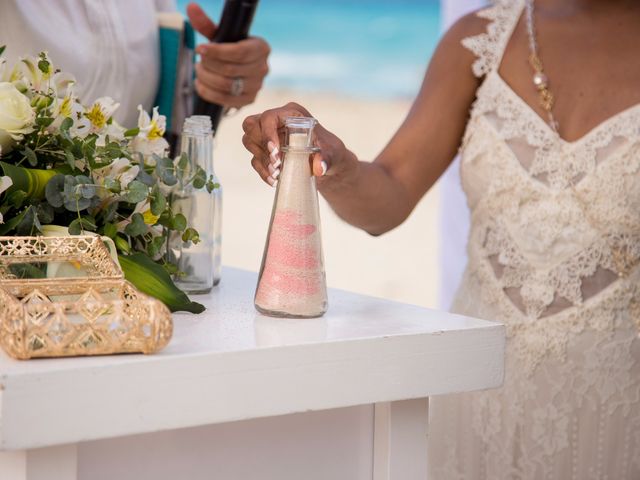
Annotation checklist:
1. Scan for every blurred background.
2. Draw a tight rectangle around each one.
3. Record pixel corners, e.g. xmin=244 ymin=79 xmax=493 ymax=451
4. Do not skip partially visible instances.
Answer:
xmin=177 ymin=0 xmax=443 ymax=308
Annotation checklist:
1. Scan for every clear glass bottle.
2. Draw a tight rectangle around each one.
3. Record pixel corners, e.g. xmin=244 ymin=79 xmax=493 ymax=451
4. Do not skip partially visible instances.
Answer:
xmin=191 ymin=116 xmax=223 ymax=287
xmin=171 ymin=116 xmax=223 ymax=293
xmin=254 ymin=116 xmax=328 ymax=318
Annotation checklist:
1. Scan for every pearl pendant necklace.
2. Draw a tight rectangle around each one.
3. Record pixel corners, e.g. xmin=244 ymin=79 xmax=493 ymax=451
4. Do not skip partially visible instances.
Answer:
xmin=525 ymin=0 xmax=560 ymax=134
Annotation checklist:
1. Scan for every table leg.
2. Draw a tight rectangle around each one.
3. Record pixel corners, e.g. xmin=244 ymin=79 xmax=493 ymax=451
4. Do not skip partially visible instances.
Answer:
xmin=0 ymin=444 xmax=77 ymax=480
xmin=373 ymin=398 xmax=429 ymax=480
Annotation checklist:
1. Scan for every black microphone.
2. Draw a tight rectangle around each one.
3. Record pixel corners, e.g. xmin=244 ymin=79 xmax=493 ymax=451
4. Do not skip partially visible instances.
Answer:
xmin=193 ymin=0 xmax=260 ymax=134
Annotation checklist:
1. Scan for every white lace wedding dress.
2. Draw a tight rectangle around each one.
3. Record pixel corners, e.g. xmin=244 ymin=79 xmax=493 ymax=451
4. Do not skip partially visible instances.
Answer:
xmin=427 ymin=1 xmax=640 ymax=478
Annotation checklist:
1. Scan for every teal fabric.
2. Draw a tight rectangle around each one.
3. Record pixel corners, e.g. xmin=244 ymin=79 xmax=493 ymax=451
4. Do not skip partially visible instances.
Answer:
xmin=154 ymin=20 xmax=195 ymax=131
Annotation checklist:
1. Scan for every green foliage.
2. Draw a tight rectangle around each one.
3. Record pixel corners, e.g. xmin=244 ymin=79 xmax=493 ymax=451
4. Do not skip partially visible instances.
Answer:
xmin=118 ymin=253 xmax=205 ymax=313
xmin=124 ymin=213 xmax=147 ymax=237
xmin=0 ymin=50 xmax=216 ymax=312
xmin=123 ymin=180 xmax=148 ymax=204
xmin=1 ymin=162 xmax=58 ymax=200
xmin=68 ymin=216 xmax=97 ymax=235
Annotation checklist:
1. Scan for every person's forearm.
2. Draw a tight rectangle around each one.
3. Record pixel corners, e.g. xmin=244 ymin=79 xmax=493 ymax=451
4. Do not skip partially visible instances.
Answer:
xmin=319 ymin=153 xmax=415 ymax=236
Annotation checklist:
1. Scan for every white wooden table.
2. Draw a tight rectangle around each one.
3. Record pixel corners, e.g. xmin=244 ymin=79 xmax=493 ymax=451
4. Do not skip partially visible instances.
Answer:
xmin=0 ymin=267 xmax=504 ymax=480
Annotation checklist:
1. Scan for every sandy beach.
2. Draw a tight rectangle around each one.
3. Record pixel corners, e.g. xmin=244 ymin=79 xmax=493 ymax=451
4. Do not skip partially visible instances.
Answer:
xmin=213 ymin=88 xmax=441 ymax=308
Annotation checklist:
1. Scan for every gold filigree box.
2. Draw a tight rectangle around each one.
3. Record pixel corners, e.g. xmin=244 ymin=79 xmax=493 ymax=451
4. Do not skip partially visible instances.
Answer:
xmin=0 ymin=236 xmax=172 ymax=360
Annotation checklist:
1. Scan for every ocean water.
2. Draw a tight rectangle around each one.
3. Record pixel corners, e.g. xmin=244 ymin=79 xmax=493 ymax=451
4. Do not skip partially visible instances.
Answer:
xmin=176 ymin=0 xmax=441 ymax=99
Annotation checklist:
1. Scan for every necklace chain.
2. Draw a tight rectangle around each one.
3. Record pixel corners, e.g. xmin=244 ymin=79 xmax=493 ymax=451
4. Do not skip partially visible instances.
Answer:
xmin=525 ymin=0 xmax=560 ymax=134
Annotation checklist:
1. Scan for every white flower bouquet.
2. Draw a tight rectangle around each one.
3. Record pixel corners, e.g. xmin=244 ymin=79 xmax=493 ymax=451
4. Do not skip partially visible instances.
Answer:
xmin=0 ymin=47 xmax=215 ymax=312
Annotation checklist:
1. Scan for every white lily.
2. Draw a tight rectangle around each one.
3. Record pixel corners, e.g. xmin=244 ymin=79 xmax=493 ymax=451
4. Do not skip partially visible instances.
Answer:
xmin=130 ymin=105 xmax=169 ymax=162
xmin=115 ymin=199 xmax=162 ymax=232
xmin=97 ymin=120 xmax=126 ymax=147
xmin=51 ymin=71 xmax=75 ymax=99
xmin=92 ymin=157 xmax=140 ymax=199
xmin=81 ymin=96 xmax=120 ymax=135
xmin=51 ymin=85 xmax=82 ymax=131
xmin=19 ymin=54 xmax=50 ymax=91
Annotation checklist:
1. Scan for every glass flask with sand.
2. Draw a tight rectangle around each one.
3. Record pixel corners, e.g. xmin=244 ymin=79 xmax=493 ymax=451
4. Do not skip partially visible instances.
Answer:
xmin=254 ymin=117 xmax=328 ymax=318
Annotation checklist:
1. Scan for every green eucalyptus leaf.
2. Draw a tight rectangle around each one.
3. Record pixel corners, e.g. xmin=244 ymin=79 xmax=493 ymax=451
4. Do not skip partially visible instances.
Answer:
xmin=162 ymin=262 xmax=179 ymax=275
xmin=60 ymin=116 xmax=73 ymax=132
xmin=99 ymin=201 xmax=119 ymax=223
xmin=123 ymin=180 xmax=148 ymax=204
xmin=135 ymin=167 xmax=155 ymax=187
xmin=69 ymin=215 xmax=98 ymax=235
xmin=171 ymin=213 xmax=187 ymax=232
xmin=158 ymin=210 xmax=172 ymax=228
xmin=68 ymin=216 xmax=96 ymax=235
xmin=104 ymin=177 xmax=121 ymax=194
xmin=62 ymin=175 xmax=91 ymax=211
xmin=150 ymin=185 xmax=166 ymax=215
xmin=155 ymin=156 xmax=177 ymax=186
xmin=147 ymin=234 xmax=166 ymax=257
xmin=124 ymin=212 xmax=147 ymax=237
xmin=36 ymin=202 xmax=54 ymax=224
xmin=75 ymin=175 xmax=96 ymax=199
xmin=192 ymin=166 xmax=206 ymax=189
xmin=205 ymin=175 xmax=219 ymax=193
xmin=44 ymin=174 xmax=65 ymax=207
xmin=37 ymin=58 xmax=50 ymax=74
xmin=181 ymin=227 xmax=200 ymax=244
xmin=23 ymin=146 xmax=38 ymax=167
xmin=176 ymin=153 xmax=189 ymax=180
xmin=67 ymin=219 xmax=82 ymax=235
xmin=15 ymin=206 xmax=41 ymax=235
xmin=64 ymin=149 xmax=76 ymax=170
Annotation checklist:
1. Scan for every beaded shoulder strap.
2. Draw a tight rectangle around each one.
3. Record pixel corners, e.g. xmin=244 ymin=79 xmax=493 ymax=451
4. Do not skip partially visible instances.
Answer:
xmin=461 ymin=0 xmax=525 ymax=78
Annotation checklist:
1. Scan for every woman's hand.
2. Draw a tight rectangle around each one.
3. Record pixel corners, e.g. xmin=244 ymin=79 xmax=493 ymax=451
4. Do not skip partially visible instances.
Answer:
xmin=187 ymin=3 xmax=270 ymax=109
xmin=241 ymin=102 xmax=358 ymax=187
xmin=241 ymin=14 xmax=484 ymax=235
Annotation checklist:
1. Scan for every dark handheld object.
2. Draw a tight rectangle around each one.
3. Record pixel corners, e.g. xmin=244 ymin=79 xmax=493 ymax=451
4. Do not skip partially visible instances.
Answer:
xmin=193 ymin=0 xmax=260 ymax=134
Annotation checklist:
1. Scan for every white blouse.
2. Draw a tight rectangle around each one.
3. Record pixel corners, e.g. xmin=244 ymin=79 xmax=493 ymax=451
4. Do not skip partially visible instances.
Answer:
xmin=0 ymin=0 xmax=177 ymax=127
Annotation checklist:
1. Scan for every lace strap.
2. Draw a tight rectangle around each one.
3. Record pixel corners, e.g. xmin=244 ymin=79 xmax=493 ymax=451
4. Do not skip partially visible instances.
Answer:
xmin=461 ymin=0 xmax=525 ymax=78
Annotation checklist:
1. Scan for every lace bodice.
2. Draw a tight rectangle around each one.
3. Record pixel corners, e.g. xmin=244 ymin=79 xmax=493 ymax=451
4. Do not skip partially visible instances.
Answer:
xmin=427 ymin=2 xmax=640 ymax=479
xmin=459 ymin=0 xmax=640 ymax=368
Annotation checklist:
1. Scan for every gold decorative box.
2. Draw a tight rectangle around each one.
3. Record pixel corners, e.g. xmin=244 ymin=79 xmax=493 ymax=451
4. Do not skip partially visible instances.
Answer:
xmin=0 ymin=236 xmax=173 ymax=360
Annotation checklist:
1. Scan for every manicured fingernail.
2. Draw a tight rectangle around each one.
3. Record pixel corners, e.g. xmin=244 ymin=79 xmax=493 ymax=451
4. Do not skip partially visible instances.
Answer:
xmin=268 ymin=142 xmax=280 ymax=163
xmin=320 ymin=161 xmax=328 ymax=176
xmin=272 ymin=159 xmax=282 ymax=169
xmin=267 ymin=176 xmax=276 ymax=187
xmin=268 ymin=164 xmax=280 ymax=176
xmin=272 ymin=168 xmax=280 ymax=179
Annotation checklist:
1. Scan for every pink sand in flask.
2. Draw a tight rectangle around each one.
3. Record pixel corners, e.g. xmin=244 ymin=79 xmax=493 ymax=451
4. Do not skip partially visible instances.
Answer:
xmin=255 ymin=126 xmax=327 ymax=318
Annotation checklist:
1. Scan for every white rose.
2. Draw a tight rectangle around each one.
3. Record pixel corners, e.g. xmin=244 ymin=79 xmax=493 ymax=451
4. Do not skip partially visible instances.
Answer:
xmin=0 ymin=175 xmax=13 ymax=224
xmin=0 ymin=82 xmax=35 ymax=154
